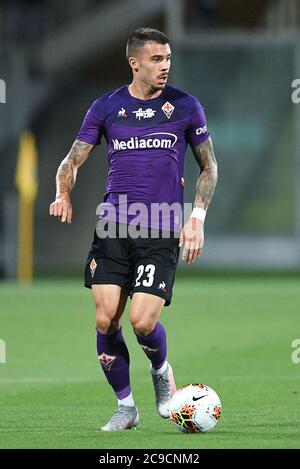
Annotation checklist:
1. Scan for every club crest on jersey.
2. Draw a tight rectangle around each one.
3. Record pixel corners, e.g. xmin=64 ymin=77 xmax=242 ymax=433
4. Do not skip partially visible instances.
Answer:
xmin=118 ymin=107 xmax=128 ymax=118
xmin=98 ymin=353 xmax=116 ymax=371
xmin=90 ymin=258 xmax=97 ymax=278
xmin=161 ymin=101 xmax=174 ymax=119
xmin=133 ymin=108 xmax=156 ymax=120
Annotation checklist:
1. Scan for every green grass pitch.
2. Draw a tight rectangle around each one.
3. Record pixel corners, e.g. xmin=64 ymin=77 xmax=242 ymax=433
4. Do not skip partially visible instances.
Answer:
xmin=0 ymin=274 xmax=300 ymax=449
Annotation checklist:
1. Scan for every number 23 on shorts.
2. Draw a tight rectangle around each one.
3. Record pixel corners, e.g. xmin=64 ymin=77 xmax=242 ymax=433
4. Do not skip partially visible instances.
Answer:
xmin=135 ymin=264 xmax=156 ymax=287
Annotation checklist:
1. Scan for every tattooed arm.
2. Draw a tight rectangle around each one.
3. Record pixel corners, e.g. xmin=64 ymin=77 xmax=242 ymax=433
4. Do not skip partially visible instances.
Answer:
xmin=180 ymin=136 xmax=218 ymax=263
xmin=192 ymin=136 xmax=218 ymax=210
xmin=49 ymin=140 xmax=95 ymax=223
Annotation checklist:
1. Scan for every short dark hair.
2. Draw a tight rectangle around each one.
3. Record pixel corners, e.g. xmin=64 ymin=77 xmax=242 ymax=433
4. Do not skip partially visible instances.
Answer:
xmin=126 ymin=28 xmax=169 ymax=59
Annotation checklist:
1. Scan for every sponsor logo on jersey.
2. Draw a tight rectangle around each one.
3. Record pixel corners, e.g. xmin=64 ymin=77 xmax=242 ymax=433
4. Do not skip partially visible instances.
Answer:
xmin=196 ymin=125 xmax=207 ymax=135
xmin=98 ymin=353 xmax=116 ymax=371
xmin=111 ymin=132 xmax=178 ymax=151
xmin=133 ymin=108 xmax=156 ymax=120
xmin=118 ymin=107 xmax=128 ymax=117
xmin=90 ymin=258 xmax=97 ymax=278
xmin=161 ymin=101 xmax=175 ymax=119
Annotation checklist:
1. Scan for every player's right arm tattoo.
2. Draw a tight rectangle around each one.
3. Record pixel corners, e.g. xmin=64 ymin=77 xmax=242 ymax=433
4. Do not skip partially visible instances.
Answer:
xmin=192 ymin=137 xmax=218 ymax=211
xmin=56 ymin=140 xmax=95 ymax=195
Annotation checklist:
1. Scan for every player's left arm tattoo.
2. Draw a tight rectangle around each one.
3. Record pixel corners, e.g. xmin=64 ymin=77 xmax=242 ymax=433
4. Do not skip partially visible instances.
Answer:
xmin=192 ymin=136 xmax=218 ymax=211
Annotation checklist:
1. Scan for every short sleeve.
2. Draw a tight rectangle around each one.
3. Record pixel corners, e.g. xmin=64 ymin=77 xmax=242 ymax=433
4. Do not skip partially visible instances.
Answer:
xmin=186 ymin=100 xmax=210 ymax=147
xmin=76 ymin=98 xmax=106 ymax=145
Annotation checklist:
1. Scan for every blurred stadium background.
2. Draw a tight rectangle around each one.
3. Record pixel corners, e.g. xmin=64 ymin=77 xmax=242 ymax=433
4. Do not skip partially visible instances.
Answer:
xmin=1 ymin=0 xmax=300 ymax=279
xmin=1 ymin=0 xmax=300 ymax=450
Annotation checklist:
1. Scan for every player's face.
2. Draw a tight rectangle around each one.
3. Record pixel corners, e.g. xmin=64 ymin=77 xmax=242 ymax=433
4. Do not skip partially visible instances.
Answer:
xmin=135 ymin=42 xmax=171 ymax=90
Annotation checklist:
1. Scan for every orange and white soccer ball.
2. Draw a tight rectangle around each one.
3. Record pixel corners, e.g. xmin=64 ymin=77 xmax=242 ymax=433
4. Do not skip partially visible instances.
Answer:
xmin=169 ymin=384 xmax=222 ymax=433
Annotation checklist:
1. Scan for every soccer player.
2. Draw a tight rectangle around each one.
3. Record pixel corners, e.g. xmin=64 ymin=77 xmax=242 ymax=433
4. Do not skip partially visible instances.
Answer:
xmin=49 ymin=28 xmax=218 ymax=431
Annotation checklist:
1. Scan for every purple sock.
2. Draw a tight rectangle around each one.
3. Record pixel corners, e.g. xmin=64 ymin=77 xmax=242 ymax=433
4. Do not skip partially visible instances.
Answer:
xmin=96 ymin=327 xmax=131 ymax=399
xmin=134 ymin=322 xmax=167 ymax=370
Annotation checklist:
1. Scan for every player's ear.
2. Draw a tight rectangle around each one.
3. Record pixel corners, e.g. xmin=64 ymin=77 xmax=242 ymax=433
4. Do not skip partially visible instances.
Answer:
xmin=128 ymin=57 xmax=139 ymax=73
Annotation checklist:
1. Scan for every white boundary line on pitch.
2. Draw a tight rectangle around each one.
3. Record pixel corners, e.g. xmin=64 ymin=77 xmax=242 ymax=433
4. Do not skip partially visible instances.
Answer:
xmin=0 ymin=377 xmax=98 ymax=384
xmin=0 ymin=375 xmax=299 ymax=385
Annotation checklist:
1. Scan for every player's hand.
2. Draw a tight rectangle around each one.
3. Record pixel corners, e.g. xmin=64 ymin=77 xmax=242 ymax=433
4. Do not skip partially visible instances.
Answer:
xmin=49 ymin=194 xmax=73 ymax=224
xmin=179 ymin=218 xmax=204 ymax=264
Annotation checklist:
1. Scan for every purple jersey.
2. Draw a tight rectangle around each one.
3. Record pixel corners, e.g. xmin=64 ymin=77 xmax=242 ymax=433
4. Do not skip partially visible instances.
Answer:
xmin=77 ymin=85 xmax=209 ymax=231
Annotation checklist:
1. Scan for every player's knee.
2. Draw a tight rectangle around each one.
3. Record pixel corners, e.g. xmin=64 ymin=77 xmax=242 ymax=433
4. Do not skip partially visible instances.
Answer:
xmin=95 ymin=315 xmax=110 ymax=333
xmin=95 ymin=308 xmax=119 ymax=333
xmin=96 ymin=316 xmax=120 ymax=333
xmin=130 ymin=317 xmax=155 ymax=336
